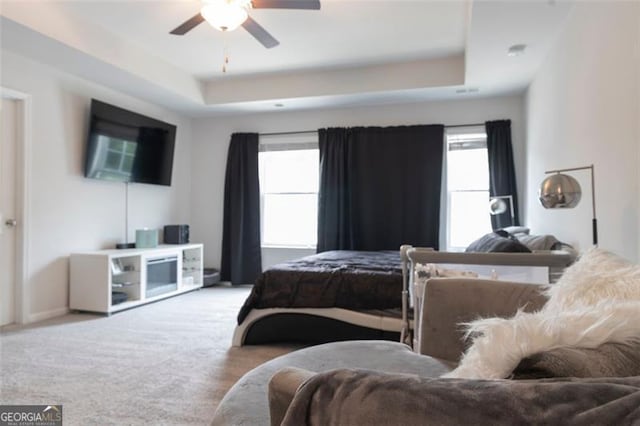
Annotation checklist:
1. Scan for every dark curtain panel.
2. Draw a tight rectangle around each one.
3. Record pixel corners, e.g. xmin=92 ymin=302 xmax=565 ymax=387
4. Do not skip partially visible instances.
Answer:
xmin=220 ymin=133 xmax=262 ymax=284
xmin=486 ymin=120 xmax=520 ymax=229
xmin=317 ymin=128 xmax=353 ymax=251
xmin=317 ymin=125 xmax=444 ymax=252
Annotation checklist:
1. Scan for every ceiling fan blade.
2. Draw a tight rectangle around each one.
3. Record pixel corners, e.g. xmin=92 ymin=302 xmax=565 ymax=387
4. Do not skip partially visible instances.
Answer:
xmin=242 ymin=16 xmax=280 ymax=49
xmin=251 ymin=0 xmax=320 ymax=10
xmin=170 ymin=13 xmax=205 ymax=35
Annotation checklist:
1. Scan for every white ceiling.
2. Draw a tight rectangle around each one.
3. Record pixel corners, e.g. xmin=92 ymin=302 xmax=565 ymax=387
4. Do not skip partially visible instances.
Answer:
xmin=59 ymin=0 xmax=469 ymax=79
xmin=0 ymin=0 xmax=574 ymax=116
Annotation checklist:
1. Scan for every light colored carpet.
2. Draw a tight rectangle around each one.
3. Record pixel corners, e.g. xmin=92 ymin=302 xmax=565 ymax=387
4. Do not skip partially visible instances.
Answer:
xmin=0 ymin=285 xmax=301 ymax=425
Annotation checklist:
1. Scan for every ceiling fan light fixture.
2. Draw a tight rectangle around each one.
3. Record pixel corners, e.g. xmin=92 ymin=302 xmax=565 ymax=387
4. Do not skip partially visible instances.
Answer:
xmin=201 ymin=0 xmax=251 ymax=32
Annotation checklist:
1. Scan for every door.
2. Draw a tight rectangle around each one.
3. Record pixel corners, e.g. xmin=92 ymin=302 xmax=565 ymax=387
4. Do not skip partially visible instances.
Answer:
xmin=1 ymin=98 xmax=18 ymax=326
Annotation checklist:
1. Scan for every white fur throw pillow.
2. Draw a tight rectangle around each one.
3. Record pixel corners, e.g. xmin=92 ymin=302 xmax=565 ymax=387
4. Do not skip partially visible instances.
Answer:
xmin=544 ymin=247 xmax=640 ymax=312
xmin=444 ymin=248 xmax=640 ymax=380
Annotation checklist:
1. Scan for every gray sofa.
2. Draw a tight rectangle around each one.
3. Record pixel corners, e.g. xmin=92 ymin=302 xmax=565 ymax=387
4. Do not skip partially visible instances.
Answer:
xmin=212 ymin=277 xmax=545 ymax=425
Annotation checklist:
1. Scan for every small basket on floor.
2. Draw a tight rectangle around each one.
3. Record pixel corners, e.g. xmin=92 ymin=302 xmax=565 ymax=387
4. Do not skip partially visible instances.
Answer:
xmin=203 ymin=268 xmax=221 ymax=287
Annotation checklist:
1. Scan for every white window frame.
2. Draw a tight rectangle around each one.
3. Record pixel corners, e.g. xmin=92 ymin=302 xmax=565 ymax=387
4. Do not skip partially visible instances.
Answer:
xmin=445 ymin=126 xmax=490 ymax=251
xmin=258 ymin=133 xmax=319 ymax=249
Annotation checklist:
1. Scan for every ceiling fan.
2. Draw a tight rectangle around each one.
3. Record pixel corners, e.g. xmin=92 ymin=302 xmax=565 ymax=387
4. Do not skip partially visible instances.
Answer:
xmin=170 ymin=0 xmax=321 ymax=49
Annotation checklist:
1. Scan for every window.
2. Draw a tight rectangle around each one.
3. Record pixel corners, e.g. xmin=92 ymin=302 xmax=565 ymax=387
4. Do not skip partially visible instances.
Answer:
xmin=446 ymin=127 xmax=491 ymax=250
xmin=259 ymin=141 xmax=319 ymax=248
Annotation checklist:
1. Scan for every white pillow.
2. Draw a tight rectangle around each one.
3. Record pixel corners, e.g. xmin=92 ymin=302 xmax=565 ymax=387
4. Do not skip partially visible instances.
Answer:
xmin=501 ymin=226 xmax=530 ymax=236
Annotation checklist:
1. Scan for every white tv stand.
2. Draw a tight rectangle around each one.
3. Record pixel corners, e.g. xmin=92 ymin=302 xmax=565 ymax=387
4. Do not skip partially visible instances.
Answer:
xmin=70 ymin=244 xmax=203 ymax=314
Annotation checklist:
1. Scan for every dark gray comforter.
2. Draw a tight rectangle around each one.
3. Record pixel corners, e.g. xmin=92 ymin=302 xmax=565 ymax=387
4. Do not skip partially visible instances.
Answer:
xmin=282 ymin=369 xmax=640 ymax=425
xmin=238 ymin=250 xmax=402 ymax=324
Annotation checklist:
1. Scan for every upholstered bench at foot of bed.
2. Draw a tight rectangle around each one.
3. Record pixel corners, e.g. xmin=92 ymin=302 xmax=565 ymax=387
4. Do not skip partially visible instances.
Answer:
xmin=211 ymin=340 xmax=452 ymax=425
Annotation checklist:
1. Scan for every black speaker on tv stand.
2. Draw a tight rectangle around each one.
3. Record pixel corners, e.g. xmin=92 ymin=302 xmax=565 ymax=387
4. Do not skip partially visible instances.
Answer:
xmin=164 ymin=225 xmax=189 ymax=244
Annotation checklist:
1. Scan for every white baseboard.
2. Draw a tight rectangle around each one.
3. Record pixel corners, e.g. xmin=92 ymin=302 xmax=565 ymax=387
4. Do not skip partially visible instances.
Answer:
xmin=28 ymin=307 xmax=69 ymax=323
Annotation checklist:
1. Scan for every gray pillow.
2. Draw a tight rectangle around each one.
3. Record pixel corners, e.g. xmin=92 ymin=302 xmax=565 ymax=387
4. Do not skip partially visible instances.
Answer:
xmin=466 ymin=231 xmax=531 ymax=253
xmin=516 ymin=234 xmax=567 ymax=251
xmin=512 ymin=340 xmax=640 ymax=379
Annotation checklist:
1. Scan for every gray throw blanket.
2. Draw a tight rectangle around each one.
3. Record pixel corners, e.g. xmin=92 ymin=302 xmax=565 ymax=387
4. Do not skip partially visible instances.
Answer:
xmin=281 ymin=369 xmax=640 ymax=425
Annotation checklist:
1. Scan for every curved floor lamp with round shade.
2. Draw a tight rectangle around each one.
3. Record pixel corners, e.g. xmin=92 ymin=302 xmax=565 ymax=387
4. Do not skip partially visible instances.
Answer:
xmin=489 ymin=195 xmax=515 ymax=227
xmin=538 ymin=164 xmax=597 ymax=246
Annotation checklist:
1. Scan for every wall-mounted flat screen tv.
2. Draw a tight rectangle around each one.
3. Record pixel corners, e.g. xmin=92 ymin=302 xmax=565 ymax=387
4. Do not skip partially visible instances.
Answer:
xmin=84 ymin=99 xmax=177 ymax=186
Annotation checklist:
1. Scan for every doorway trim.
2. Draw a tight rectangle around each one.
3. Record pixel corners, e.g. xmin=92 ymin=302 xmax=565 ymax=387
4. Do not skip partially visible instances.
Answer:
xmin=2 ymin=87 xmax=31 ymax=325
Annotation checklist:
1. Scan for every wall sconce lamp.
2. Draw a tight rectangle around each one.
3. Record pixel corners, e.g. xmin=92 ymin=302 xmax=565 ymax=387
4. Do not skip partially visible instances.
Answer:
xmin=489 ymin=195 xmax=515 ymax=227
xmin=538 ymin=164 xmax=597 ymax=246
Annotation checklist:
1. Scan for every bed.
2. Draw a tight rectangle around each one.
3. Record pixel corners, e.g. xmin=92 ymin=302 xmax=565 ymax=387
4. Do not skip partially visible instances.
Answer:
xmin=233 ymin=233 xmax=577 ymax=347
xmin=233 ymin=250 xmax=409 ymax=346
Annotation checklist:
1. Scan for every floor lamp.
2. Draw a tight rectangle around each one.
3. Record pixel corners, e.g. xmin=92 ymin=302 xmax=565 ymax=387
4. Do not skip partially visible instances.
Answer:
xmin=538 ymin=164 xmax=597 ymax=246
xmin=489 ymin=195 xmax=515 ymax=227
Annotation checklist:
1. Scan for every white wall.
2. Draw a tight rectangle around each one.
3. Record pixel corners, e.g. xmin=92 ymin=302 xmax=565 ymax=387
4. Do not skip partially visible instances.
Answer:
xmin=191 ymin=95 xmax=525 ymax=270
xmin=1 ymin=50 xmax=193 ymax=322
xmin=525 ymin=2 xmax=640 ymax=261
